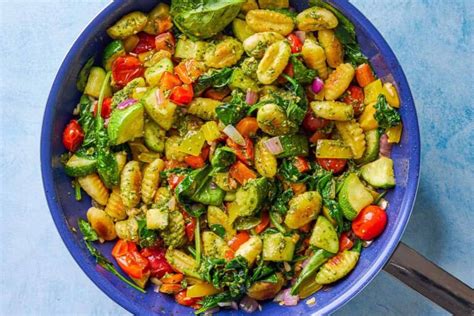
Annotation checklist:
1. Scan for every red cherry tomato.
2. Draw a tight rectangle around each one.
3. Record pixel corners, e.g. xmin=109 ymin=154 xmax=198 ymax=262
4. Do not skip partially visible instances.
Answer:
xmin=303 ymin=111 xmax=330 ymax=132
xmin=317 ymin=158 xmax=347 ymax=174
xmin=155 ymin=32 xmax=176 ymax=54
xmin=339 ymin=232 xmax=354 ymax=251
xmin=352 ymin=205 xmax=388 ymax=240
xmin=309 ymin=130 xmax=328 ymax=144
xmin=112 ymin=55 xmax=144 ymax=88
xmin=168 ymin=174 xmax=185 ymax=190
xmin=293 ymin=156 xmax=310 ymax=173
xmin=182 ymin=211 xmax=197 ymax=241
xmin=112 ymin=240 xmax=149 ymax=279
xmin=226 ymin=137 xmax=254 ymax=166
xmin=228 ymin=231 xmax=250 ymax=252
xmin=62 ymin=119 xmax=84 ymax=152
xmin=175 ymin=290 xmax=200 ymax=307
xmin=170 ymin=84 xmax=194 ymax=106
xmin=343 ymin=85 xmax=365 ymax=115
xmin=287 ymin=33 xmax=303 ymax=53
xmin=132 ymin=32 xmax=156 ymax=54
xmin=93 ymin=97 xmax=112 ymax=119
xmin=140 ymin=247 xmax=174 ymax=278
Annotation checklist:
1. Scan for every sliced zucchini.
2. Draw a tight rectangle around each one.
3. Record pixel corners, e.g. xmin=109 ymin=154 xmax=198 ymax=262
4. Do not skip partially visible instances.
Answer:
xmin=355 ymin=129 xmax=380 ymax=165
xmin=228 ymin=178 xmax=268 ymax=224
xmin=174 ymin=38 xmax=208 ymax=60
xmin=64 ymin=154 xmax=97 ymax=177
xmin=262 ymin=232 xmax=296 ymax=262
xmin=144 ymin=119 xmax=166 ymax=152
xmin=144 ymin=57 xmax=174 ymax=86
xmin=338 ymin=173 xmax=374 ymax=220
xmin=360 ymin=157 xmax=396 ymax=189
xmin=228 ymin=68 xmax=259 ymax=92
xmin=315 ymin=250 xmax=359 ymax=284
xmin=316 ymin=139 xmax=353 ymax=159
xmin=309 ymin=216 xmax=339 ymax=254
xmin=165 ymin=249 xmax=198 ymax=276
xmin=335 ymin=120 xmax=366 ymax=159
xmin=202 ymin=231 xmax=231 ymax=259
xmin=103 ymin=40 xmax=125 ymax=70
xmin=310 ymin=101 xmax=353 ymax=121
xmin=84 ymin=67 xmax=112 ymax=98
xmin=107 ymin=103 xmax=144 ymax=145
xmin=143 ymin=87 xmax=177 ymax=130
xmin=276 ymin=134 xmax=309 ymax=158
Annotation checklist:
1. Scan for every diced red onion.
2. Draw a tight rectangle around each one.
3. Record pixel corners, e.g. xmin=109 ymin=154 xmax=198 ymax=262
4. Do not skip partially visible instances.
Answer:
xmin=301 ymin=257 xmax=311 ymax=269
xmin=223 ymin=125 xmax=245 ymax=146
xmin=245 ymin=89 xmax=258 ymax=105
xmin=240 ymin=296 xmax=259 ymax=313
xmin=117 ymin=98 xmax=137 ymax=110
xmin=231 ymin=301 xmax=239 ymax=310
xmin=378 ymin=198 xmax=389 ymax=210
xmin=104 ymin=118 xmax=110 ymax=128
xmin=294 ymin=31 xmax=306 ymax=43
xmin=204 ymin=307 xmax=220 ymax=315
xmin=264 ymin=137 xmax=284 ymax=155
xmin=274 ymin=288 xmax=299 ymax=306
xmin=312 ymin=77 xmax=324 ymax=94
xmin=379 ymin=134 xmax=392 ymax=157
xmin=217 ymin=302 xmax=232 ymax=308
xmin=155 ymin=88 xmax=165 ymax=106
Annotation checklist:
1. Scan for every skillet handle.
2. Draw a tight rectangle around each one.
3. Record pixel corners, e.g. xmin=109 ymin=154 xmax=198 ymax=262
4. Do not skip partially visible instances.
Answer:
xmin=383 ymin=242 xmax=474 ymax=315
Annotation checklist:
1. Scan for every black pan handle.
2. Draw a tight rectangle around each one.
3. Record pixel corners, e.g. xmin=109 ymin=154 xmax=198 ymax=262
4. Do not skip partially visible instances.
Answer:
xmin=383 ymin=242 xmax=474 ymax=315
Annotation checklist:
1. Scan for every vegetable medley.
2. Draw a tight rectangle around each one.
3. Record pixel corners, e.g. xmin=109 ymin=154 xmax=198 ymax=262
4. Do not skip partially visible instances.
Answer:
xmin=63 ymin=0 xmax=403 ymax=313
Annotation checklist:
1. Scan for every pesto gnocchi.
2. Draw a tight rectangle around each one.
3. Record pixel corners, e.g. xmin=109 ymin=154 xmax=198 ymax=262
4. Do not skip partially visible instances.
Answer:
xmin=66 ymin=1 xmax=402 ymax=311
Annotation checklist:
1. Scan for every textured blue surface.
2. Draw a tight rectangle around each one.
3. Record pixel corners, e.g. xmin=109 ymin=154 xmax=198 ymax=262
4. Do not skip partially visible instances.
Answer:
xmin=0 ymin=0 xmax=472 ymax=315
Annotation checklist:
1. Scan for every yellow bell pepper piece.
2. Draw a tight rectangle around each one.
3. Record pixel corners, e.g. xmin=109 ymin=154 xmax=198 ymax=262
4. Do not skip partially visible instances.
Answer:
xmin=201 ymin=121 xmax=222 ymax=143
xmin=381 ymin=82 xmax=400 ymax=108
xmin=364 ymin=79 xmax=383 ymax=105
xmin=359 ymin=102 xmax=378 ymax=131
xmin=186 ymin=282 xmax=222 ymax=298
xmin=386 ymin=123 xmax=403 ymax=143
xmin=179 ymin=130 xmax=205 ymax=156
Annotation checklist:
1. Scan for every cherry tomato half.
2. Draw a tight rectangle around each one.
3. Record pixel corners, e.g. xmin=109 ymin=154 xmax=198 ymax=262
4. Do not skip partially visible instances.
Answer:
xmin=343 ymin=85 xmax=365 ymax=116
xmin=140 ymin=246 xmax=174 ymax=278
xmin=303 ymin=110 xmax=330 ymax=132
xmin=93 ymin=97 xmax=112 ymax=119
xmin=352 ymin=205 xmax=388 ymax=240
xmin=62 ymin=119 xmax=84 ymax=152
xmin=339 ymin=232 xmax=354 ymax=251
xmin=112 ymin=240 xmax=150 ymax=279
xmin=112 ymin=55 xmax=144 ymax=88
xmin=287 ymin=33 xmax=303 ymax=53
xmin=132 ymin=32 xmax=156 ymax=54
xmin=175 ymin=290 xmax=200 ymax=307
xmin=317 ymin=158 xmax=347 ymax=174
xmin=170 ymin=84 xmax=194 ymax=106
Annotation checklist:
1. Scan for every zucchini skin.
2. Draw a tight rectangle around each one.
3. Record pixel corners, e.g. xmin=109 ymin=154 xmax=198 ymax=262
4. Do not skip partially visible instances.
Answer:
xmin=355 ymin=129 xmax=380 ymax=165
xmin=64 ymin=154 xmax=97 ymax=177
xmin=276 ymin=134 xmax=309 ymax=158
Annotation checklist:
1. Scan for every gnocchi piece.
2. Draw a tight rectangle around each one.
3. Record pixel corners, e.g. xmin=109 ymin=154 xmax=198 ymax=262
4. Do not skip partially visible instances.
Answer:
xmin=296 ymin=7 xmax=338 ymax=32
xmin=284 ymin=191 xmax=322 ymax=229
xmin=106 ymin=11 xmax=148 ymax=39
xmin=104 ymin=187 xmax=127 ymax=220
xmin=160 ymin=210 xmax=186 ymax=247
xmin=115 ymin=217 xmax=139 ymax=242
xmin=115 ymin=151 xmax=128 ymax=174
xmin=120 ymin=161 xmax=142 ymax=209
xmin=254 ymin=137 xmax=278 ymax=178
xmin=318 ymin=29 xmax=344 ymax=68
xmin=257 ymin=103 xmax=293 ymax=135
xmin=143 ymin=3 xmax=170 ymax=35
xmin=204 ymin=37 xmax=244 ymax=69
xmin=78 ymin=173 xmax=109 ymax=206
xmin=235 ymin=236 xmax=262 ymax=266
xmin=154 ymin=187 xmax=171 ymax=206
xmin=257 ymin=41 xmax=291 ymax=84
xmin=141 ymin=158 xmax=165 ymax=205
xmin=241 ymin=0 xmax=259 ymax=13
xmin=310 ymin=101 xmax=354 ymax=121
xmin=324 ymin=63 xmax=355 ymax=100
xmin=246 ymin=10 xmax=295 ymax=36
xmin=86 ymin=207 xmax=117 ymax=241
xmin=335 ymin=120 xmax=367 ymax=159
xmin=243 ymin=32 xmax=285 ymax=58
xmin=187 ymin=98 xmax=222 ymax=121
xmin=302 ymin=39 xmax=328 ymax=79
xmin=258 ymin=0 xmax=289 ymax=9
xmin=165 ymin=136 xmax=187 ymax=162
xmin=247 ymin=273 xmax=285 ymax=300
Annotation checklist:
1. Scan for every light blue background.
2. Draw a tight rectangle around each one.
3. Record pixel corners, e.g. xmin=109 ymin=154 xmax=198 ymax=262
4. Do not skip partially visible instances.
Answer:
xmin=0 ymin=0 xmax=473 ymax=315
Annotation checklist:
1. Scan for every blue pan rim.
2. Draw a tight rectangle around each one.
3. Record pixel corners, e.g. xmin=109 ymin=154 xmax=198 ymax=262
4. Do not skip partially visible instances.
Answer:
xmin=40 ymin=0 xmax=421 ymax=315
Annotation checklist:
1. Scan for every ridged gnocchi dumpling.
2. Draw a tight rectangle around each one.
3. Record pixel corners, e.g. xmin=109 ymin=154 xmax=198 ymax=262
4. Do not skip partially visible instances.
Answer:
xmin=335 ymin=120 xmax=367 ymax=159
xmin=246 ymin=10 xmax=294 ymax=36
xmin=302 ymin=39 xmax=329 ymax=79
xmin=86 ymin=207 xmax=117 ymax=241
xmin=256 ymin=103 xmax=293 ymax=135
xmin=204 ymin=37 xmax=244 ymax=68
xmin=241 ymin=0 xmax=259 ymax=13
xmin=254 ymin=137 xmax=278 ymax=178
xmin=120 ymin=161 xmax=142 ymax=208
xmin=257 ymin=41 xmax=291 ymax=84
xmin=258 ymin=0 xmax=289 ymax=9
xmin=324 ymin=63 xmax=355 ymax=100
xmin=78 ymin=173 xmax=109 ymax=206
xmin=115 ymin=217 xmax=139 ymax=242
xmin=104 ymin=187 xmax=127 ymax=220
xmin=318 ymin=29 xmax=344 ymax=68
xmin=296 ymin=7 xmax=338 ymax=31
xmin=141 ymin=158 xmax=165 ymax=205
xmin=106 ymin=11 xmax=148 ymax=39
xmin=284 ymin=191 xmax=322 ymax=229
xmin=243 ymin=32 xmax=285 ymax=58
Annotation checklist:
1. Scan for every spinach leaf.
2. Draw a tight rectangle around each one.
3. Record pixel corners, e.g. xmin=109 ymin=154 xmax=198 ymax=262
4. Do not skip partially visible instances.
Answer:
xmin=77 ymin=95 xmax=96 ymax=148
xmin=291 ymin=55 xmax=317 ymax=85
xmin=271 ymin=8 xmax=298 ymax=19
xmin=78 ymin=218 xmax=98 ymax=241
xmin=210 ymin=224 xmax=226 ymax=238
xmin=374 ymin=94 xmax=401 ymax=130
xmin=76 ymin=57 xmax=94 ymax=92
xmin=196 ymin=292 xmax=234 ymax=314
xmin=210 ymin=146 xmax=236 ymax=170
xmin=215 ymin=90 xmax=248 ymax=125
xmin=194 ymin=68 xmax=234 ymax=95
xmin=251 ymin=259 xmax=277 ymax=283
xmin=137 ymin=217 xmax=158 ymax=248
xmin=95 ymin=72 xmax=119 ymax=188
xmin=191 ymin=177 xmax=226 ymax=206
xmin=171 ymin=0 xmax=245 ymax=39
xmin=160 ymin=167 xmax=192 ymax=179
xmin=279 ymin=158 xmax=306 ymax=183
xmin=272 ymin=189 xmax=294 ymax=215
xmin=282 ymin=74 xmax=308 ymax=126
xmin=310 ymin=0 xmax=368 ymax=66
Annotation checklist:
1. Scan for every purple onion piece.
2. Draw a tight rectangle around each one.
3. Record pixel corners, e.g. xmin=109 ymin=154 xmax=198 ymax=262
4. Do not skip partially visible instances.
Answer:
xmin=239 ymin=296 xmax=258 ymax=313
xmin=379 ymin=134 xmax=392 ymax=157
xmin=274 ymin=288 xmax=299 ymax=306
xmin=204 ymin=307 xmax=220 ymax=315
xmin=117 ymin=98 xmax=137 ymax=110
xmin=231 ymin=301 xmax=239 ymax=310
xmin=312 ymin=77 xmax=324 ymax=94
xmin=245 ymin=89 xmax=258 ymax=105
